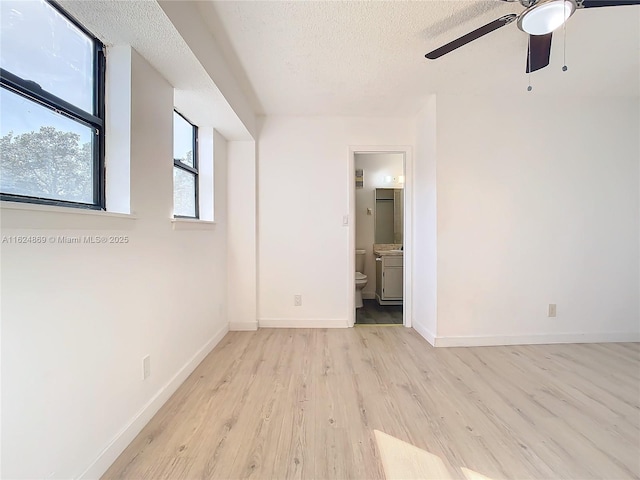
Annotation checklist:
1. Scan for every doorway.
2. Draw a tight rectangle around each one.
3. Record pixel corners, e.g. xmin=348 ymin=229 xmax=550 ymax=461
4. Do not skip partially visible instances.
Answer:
xmin=349 ymin=147 xmax=412 ymax=328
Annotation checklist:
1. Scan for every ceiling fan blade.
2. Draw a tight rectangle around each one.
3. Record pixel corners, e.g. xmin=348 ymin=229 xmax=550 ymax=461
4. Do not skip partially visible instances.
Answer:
xmin=425 ymin=14 xmax=517 ymax=59
xmin=579 ymin=0 xmax=640 ymax=7
xmin=526 ymin=33 xmax=552 ymax=73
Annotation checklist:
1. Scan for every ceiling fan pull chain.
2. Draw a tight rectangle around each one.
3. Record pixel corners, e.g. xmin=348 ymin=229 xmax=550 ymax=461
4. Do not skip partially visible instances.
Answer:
xmin=527 ymin=36 xmax=533 ymax=91
xmin=562 ymin=1 xmax=569 ymax=72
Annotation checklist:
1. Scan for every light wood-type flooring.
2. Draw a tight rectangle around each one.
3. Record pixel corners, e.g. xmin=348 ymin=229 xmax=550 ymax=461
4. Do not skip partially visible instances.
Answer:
xmin=103 ymin=327 xmax=640 ymax=480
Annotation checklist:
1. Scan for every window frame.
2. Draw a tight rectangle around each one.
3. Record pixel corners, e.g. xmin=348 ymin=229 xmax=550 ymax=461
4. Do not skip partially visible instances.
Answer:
xmin=173 ymin=110 xmax=199 ymax=219
xmin=0 ymin=0 xmax=106 ymax=210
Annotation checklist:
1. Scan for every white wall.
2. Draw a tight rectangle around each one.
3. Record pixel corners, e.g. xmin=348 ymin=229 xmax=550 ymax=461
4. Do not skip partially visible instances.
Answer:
xmin=354 ymin=153 xmax=404 ymax=298
xmin=412 ymin=96 xmax=438 ymax=344
xmin=227 ymin=140 xmax=258 ymax=331
xmin=105 ymin=45 xmax=132 ymax=215
xmin=257 ymin=116 xmax=412 ymax=327
xmin=430 ymin=94 xmax=640 ymax=346
xmin=0 ymin=50 xmax=230 ymax=479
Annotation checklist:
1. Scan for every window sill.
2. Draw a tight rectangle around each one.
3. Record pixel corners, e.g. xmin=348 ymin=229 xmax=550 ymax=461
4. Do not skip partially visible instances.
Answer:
xmin=172 ymin=218 xmax=217 ymax=231
xmin=0 ymin=201 xmax=137 ymax=230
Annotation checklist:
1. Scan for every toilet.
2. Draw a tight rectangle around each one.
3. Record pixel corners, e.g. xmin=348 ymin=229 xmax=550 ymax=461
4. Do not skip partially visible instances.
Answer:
xmin=355 ymin=249 xmax=368 ymax=309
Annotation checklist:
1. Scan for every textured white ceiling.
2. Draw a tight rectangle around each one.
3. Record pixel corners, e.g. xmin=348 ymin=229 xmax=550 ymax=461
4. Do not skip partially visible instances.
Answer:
xmin=205 ymin=0 xmax=640 ymax=116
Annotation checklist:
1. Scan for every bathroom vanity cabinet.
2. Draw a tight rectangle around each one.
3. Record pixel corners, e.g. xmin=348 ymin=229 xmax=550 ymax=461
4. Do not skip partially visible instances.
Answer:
xmin=375 ymin=254 xmax=403 ymax=305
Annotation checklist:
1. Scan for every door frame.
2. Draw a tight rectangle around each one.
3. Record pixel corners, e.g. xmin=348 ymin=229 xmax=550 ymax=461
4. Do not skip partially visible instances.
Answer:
xmin=348 ymin=146 xmax=413 ymax=328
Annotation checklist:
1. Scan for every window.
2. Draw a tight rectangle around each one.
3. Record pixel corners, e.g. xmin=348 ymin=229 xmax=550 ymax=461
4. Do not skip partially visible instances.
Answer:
xmin=173 ymin=111 xmax=198 ymax=218
xmin=0 ymin=0 xmax=105 ymax=208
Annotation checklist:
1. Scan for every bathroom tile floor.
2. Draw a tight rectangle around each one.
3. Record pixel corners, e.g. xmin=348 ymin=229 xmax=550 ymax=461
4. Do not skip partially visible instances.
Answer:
xmin=356 ymin=299 xmax=403 ymax=324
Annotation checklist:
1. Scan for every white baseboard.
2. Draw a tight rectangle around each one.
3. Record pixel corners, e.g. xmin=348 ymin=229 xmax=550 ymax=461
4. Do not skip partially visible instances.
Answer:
xmin=229 ymin=321 xmax=258 ymax=331
xmin=259 ymin=318 xmax=349 ymax=328
xmin=433 ymin=331 xmax=640 ymax=348
xmin=362 ymin=292 xmax=376 ymax=300
xmin=412 ymin=321 xmax=436 ymax=346
xmin=78 ymin=324 xmax=229 ymax=479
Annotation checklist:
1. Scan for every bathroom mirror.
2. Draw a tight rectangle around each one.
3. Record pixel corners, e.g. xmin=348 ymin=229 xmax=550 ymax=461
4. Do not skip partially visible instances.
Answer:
xmin=375 ymin=188 xmax=403 ymax=244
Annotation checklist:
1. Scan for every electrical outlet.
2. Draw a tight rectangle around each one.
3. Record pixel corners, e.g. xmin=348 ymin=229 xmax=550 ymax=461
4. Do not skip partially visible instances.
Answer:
xmin=548 ymin=304 xmax=557 ymax=317
xmin=143 ymin=355 xmax=151 ymax=379
xmin=294 ymin=295 xmax=302 ymax=306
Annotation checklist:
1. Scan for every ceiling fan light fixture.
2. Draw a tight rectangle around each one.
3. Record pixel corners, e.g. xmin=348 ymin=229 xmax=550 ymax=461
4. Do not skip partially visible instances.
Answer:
xmin=518 ymin=0 xmax=576 ymax=35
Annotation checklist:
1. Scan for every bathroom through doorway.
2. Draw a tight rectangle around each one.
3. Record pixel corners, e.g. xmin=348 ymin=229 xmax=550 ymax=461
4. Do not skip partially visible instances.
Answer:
xmin=349 ymin=147 xmax=412 ymax=328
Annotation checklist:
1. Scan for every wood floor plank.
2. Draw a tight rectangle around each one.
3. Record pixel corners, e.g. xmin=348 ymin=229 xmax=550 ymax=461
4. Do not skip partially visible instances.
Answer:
xmin=102 ymin=328 xmax=640 ymax=480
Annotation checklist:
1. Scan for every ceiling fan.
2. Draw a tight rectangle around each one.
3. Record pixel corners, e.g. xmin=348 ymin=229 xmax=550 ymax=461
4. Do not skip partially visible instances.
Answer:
xmin=425 ymin=0 xmax=640 ymax=73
